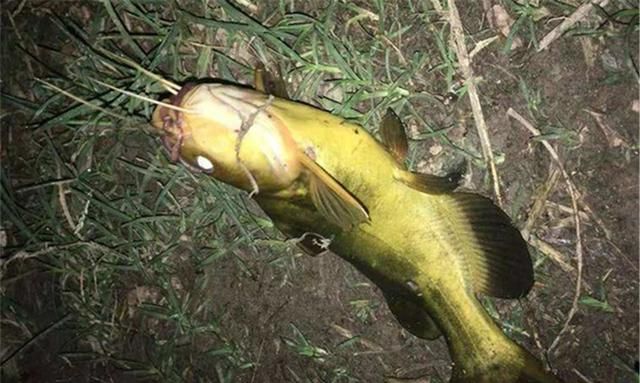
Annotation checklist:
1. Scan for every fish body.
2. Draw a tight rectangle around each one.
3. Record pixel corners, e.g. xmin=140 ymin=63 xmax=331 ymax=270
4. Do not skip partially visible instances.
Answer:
xmin=152 ymin=82 xmax=561 ymax=383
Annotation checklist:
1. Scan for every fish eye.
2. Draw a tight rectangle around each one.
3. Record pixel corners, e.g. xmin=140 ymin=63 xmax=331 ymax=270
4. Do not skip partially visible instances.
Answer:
xmin=196 ymin=155 xmax=214 ymax=171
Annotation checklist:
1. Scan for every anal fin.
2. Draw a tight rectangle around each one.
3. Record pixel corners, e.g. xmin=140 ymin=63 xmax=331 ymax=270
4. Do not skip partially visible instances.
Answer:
xmin=384 ymin=292 xmax=442 ymax=340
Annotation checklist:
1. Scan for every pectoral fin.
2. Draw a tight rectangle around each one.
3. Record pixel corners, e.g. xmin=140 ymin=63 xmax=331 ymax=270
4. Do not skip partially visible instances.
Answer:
xmin=393 ymin=168 xmax=461 ymax=194
xmin=298 ymin=153 xmax=369 ymax=230
xmin=254 ymin=63 xmax=290 ymax=99
xmin=379 ymin=108 xmax=409 ymax=163
xmin=451 ymin=193 xmax=534 ymax=298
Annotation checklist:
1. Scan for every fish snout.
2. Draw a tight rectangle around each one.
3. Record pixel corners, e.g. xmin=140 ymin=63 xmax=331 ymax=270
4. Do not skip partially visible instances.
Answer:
xmin=151 ymin=83 xmax=199 ymax=144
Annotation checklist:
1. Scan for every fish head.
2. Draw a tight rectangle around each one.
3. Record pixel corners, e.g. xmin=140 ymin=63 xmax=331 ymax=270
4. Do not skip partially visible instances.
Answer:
xmin=151 ymin=83 xmax=302 ymax=192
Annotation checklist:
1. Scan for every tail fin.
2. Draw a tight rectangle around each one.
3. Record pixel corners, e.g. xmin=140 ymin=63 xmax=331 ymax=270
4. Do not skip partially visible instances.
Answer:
xmin=414 ymin=193 xmax=562 ymax=382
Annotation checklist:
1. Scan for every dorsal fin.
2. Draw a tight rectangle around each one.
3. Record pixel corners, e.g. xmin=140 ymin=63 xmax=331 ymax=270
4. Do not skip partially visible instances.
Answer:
xmin=393 ymin=168 xmax=461 ymax=194
xmin=379 ymin=108 xmax=409 ymax=163
xmin=298 ymin=152 xmax=369 ymax=230
xmin=450 ymin=193 xmax=534 ymax=298
xmin=382 ymin=109 xmax=462 ymax=194
xmin=254 ymin=63 xmax=290 ymax=99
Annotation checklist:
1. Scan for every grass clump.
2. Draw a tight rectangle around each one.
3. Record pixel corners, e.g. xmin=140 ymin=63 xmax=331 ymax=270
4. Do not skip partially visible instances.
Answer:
xmin=1 ymin=1 xmax=638 ymax=382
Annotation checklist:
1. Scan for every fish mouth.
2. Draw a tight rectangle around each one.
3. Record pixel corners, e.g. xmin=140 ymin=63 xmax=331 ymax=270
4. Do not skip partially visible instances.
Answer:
xmin=150 ymin=83 xmax=196 ymax=160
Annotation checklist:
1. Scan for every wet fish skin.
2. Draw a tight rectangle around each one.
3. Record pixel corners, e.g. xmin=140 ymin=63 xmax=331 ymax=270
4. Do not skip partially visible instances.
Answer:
xmin=151 ymin=82 xmax=562 ymax=383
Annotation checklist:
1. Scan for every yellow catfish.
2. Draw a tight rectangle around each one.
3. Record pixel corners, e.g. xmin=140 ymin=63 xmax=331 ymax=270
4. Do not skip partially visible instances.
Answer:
xmin=150 ymin=71 xmax=561 ymax=383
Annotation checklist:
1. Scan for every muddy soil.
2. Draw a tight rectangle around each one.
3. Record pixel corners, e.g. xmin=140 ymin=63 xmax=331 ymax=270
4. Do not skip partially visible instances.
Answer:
xmin=1 ymin=1 xmax=638 ymax=383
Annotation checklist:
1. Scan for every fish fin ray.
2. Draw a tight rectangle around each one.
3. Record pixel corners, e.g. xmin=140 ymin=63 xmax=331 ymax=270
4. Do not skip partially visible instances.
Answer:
xmin=384 ymin=293 xmax=442 ymax=340
xmin=452 ymin=193 xmax=534 ymax=298
xmin=299 ymin=153 xmax=369 ymax=230
xmin=393 ymin=168 xmax=461 ymax=194
xmin=379 ymin=108 xmax=409 ymax=163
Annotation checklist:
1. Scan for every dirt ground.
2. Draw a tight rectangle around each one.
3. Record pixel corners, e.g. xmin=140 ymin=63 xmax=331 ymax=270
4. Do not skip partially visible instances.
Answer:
xmin=1 ymin=1 xmax=638 ymax=383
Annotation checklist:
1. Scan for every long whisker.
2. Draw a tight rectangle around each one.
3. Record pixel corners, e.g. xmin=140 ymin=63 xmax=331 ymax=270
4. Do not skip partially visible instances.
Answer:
xmin=90 ymin=78 xmax=194 ymax=114
xmin=96 ymin=48 xmax=181 ymax=94
xmin=36 ymin=78 xmax=127 ymax=120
